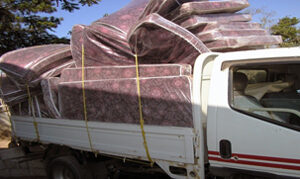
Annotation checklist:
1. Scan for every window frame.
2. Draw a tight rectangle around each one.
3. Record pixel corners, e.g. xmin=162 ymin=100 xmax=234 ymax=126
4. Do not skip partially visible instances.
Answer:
xmin=228 ymin=65 xmax=300 ymax=132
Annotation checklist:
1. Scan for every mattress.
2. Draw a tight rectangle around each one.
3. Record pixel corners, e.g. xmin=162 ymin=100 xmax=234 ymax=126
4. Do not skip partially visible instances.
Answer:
xmin=59 ymin=76 xmax=193 ymax=127
xmin=0 ymin=44 xmax=72 ymax=86
xmin=60 ymin=64 xmax=191 ymax=82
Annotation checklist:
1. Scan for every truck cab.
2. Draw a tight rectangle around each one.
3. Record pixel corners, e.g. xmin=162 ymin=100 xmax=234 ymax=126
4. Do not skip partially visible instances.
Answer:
xmin=197 ymin=47 xmax=300 ymax=178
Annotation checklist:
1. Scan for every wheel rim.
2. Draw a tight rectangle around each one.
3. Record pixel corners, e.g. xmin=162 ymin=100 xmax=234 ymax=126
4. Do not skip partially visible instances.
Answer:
xmin=52 ymin=164 xmax=76 ymax=179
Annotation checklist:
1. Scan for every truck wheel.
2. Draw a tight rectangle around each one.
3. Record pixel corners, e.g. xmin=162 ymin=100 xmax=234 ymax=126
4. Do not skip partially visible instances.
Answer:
xmin=47 ymin=156 xmax=90 ymax=179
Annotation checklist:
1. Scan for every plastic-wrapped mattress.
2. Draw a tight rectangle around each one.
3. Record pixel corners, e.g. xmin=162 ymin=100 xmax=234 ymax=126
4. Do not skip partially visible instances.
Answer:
xmin=60 ymin=64 xmax=191 ymax=82
xmin=128 ymin=13 xmax=210 ymax=65
xmin=59 ymin=76 xmax=193 ymax=127
xmin=189 ymin=22 xmax=262 ymax=33
xmin=71 ymin=24 xmax=134 ymax=67
xmin=138 ymin=0 xmax=204 ymax=20
xmin=177 ymin=13 xmax=252 ymax=29
xmin=205 ymin=35 xmax=282 ymax=51
xmin=93 ymin=0 xmax=149 ymax=34
xmin=169 ymin=0 xmax=249 ymax=21
xmin=0 ymin=44 xmax=72 ymax=87
xmin=41 ymin=77 xmax=61 ymax=119
xmin=196 ymin=29 xmax=268 ymax=42
xmin=71 ymin=0 xmax=149 ymax=67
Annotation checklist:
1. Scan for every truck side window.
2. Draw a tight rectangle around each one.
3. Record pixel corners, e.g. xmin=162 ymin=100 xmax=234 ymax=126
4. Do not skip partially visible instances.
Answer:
xmin=237 ymin=69 xmax=267 ymax=84
xmin=230 ymin=64 xmax=300 ymax=130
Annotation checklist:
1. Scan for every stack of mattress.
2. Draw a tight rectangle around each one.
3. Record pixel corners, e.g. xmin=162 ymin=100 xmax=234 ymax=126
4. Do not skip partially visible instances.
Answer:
xmin=0 ymin=44 xmax=74 ymax=117
xmin=71 ymin=0 xmax=281 ymax=67
xmin=129 ymin=0 xmax=281 ymax=58
xmin=0 ymin=0 xmax=282 ymax=128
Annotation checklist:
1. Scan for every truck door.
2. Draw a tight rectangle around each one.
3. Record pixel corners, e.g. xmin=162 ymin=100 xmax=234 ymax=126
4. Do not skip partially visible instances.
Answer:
xmin=207 ymin=56 xmax=300 ymax=178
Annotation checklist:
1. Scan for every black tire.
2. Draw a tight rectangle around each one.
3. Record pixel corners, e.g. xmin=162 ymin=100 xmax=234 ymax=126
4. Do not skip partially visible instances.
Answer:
xmin=47 ymin=155 xmax=91 ymax=179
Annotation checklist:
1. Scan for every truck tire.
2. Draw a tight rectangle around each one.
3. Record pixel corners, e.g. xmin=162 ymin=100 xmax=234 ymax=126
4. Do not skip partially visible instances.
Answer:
xmin=47 ymin=155 xmax=91 ymax=179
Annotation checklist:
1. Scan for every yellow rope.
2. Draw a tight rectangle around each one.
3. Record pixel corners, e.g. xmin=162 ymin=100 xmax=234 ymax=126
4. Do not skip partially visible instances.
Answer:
xmin=26 ymin=84 xmax=40 ymax=141
xmin=134 ymin=54 xmax=154 ymax=166
xmin=81 ymin=44 xmax=95 ymax=154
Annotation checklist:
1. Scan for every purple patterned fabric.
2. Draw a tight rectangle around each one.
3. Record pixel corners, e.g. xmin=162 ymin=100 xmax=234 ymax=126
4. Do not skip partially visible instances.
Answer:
xmin=189 ymin=22 xmax=261 ymax=33
xmin=30 ymin=61 xmax=75 ymax=87
xmin=197 ymin=29 xmax=268 ymax=42
xmin=0 ymin=73 xmax=41 ymax=106
xmin=41 ymin=77 xmax=61 ymax=119
xmin=70 ymin=25 xmax=85 ymax=66
xmin=169 ymin=0 xmax=249 ymax=21
xmin=60 ymin=64 xmax=191 ymax=82
xmin=59 ymin=76 xmax=193 ymax=127
xmin=4 ymin=89 xmax=41 ymax=106
xmin=93 ymin=0 xmax=149 ymax=34
xmin=71 ymin=24 xmax=134 ymax=67
xmin=177 ymin=13 xmax=252 ymax=29
xmin=71 ymin=0 xmax=149 ymax=67
xmin=128 ymin=13 xmax=210 ymax=66
xmin=0 ymin=44 xmax=72 ymax=85
xmin=205 ymin=35 xmax=282 ymax=51
xmin=9 ymin=95 xmax=47 ymax=118
xmin=0 ymin=74 xmax=23 ymax=104
xmin=0 ymin=74 xmax=20 ymax=94
xmin=138 ymin=0 xmax=204 ymax=20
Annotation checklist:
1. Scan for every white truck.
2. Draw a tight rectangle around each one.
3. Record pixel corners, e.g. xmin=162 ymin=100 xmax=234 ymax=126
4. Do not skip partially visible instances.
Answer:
xmin=9 ymin=47 xmax=300 ymax=179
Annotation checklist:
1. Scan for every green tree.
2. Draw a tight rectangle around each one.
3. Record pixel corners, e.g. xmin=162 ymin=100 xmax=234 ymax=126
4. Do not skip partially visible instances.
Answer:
xmin=0 ymin=0 xmax=101 ymax=55
xmin=271 ymin=17 xmax=300 ymax=47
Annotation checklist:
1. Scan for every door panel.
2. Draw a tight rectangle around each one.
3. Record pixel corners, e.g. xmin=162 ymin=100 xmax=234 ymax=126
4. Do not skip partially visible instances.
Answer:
xmin=207 ymin=65 xmax=300 ymax=178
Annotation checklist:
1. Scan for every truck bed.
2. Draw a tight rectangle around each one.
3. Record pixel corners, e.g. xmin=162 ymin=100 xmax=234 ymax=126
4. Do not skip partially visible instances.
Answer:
xmin=11 ymin=116 xmax=195 ymax=164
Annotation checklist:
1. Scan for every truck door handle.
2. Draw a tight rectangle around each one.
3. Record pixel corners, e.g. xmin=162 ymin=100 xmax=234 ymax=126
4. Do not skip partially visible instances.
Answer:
xmin=219 ymin=139 xmax=232 ymax=159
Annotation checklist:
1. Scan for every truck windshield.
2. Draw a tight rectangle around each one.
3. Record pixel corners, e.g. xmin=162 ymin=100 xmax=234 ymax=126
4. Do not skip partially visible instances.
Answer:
xmin=230 ymin=63 xmax=300 ymax=130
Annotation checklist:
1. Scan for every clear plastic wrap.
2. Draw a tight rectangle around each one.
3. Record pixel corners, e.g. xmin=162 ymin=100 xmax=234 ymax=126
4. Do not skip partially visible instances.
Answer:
xmin=70 ymin=25 xmax=85 ymax=66
xmin=128 ymin=13 xmax=210 ymax=65
xmin=93 ymin=0 xmax=149 ymax=34
xmin=71 ymin=0 xmax=149 ymax=67
xmin=60 ymin=64 xmax=191 ymax=82
xmin=71 ymin=24 xmax=134 ymax=67
xmin=196 ymin=29 xmax=268 ymax=42
xmin=205 ymin=35 xmax=282 ymax=51
xmin=0 ymin=44 xmax=72 ymax=86
xmin=3 ymin=89 xmax=41 ymax=106
xmin=0 ymin=74 xmax=42 ymax=106
xmin=41 ymin=77 xmax=61 ymax=119
xmin=138 ymin=0 xmax=203 ymax=20
xmin=189 ymin=22 xmax=261 ymax=33
xmin=0 ymin=74 xmax=23 ymax=103
xmin=9 ymin=95 xmax=48 ymax=118
xmin=30 ymin=61 xmax=75 ymax=87
xmin=170 ymin=0 xmax=249 ymax=22
xmin=59 ymin=76 xmax=193 ymax=127
xmin=177 ymin=13 xmax=252 ymax=29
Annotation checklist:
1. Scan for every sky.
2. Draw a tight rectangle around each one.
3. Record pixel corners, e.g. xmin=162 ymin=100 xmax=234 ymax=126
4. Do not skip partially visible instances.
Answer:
xmin=51 ymin=0 xmax=300 ymax=38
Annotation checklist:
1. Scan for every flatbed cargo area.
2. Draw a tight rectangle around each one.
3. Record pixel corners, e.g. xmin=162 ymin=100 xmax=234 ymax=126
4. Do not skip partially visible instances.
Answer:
xmin=12 ymin=116 xmax=195 ymax=164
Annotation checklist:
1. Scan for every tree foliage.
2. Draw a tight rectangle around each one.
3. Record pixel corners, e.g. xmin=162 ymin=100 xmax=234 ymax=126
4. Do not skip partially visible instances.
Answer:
xmin=0 ymin=0 xmax=101 ymax=56
xmin=271 ymin=17 xmax=300 ymax=47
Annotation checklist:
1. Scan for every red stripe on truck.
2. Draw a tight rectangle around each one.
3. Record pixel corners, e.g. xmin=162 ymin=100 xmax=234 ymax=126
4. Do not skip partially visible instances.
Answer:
xmin=208 ymin=151 xmax=300 ymax=164
xmin=209 ymin=156 xmax=300 ymax=171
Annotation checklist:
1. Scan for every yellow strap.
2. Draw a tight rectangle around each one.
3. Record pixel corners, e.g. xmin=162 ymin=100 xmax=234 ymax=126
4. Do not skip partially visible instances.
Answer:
xmin=81 ymin=44 xmax=95 ymax=154
xmin=134 ymin=54 xmax=154 ymax=166
xmin=26 ymin=84 xmax=40 ymax=141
